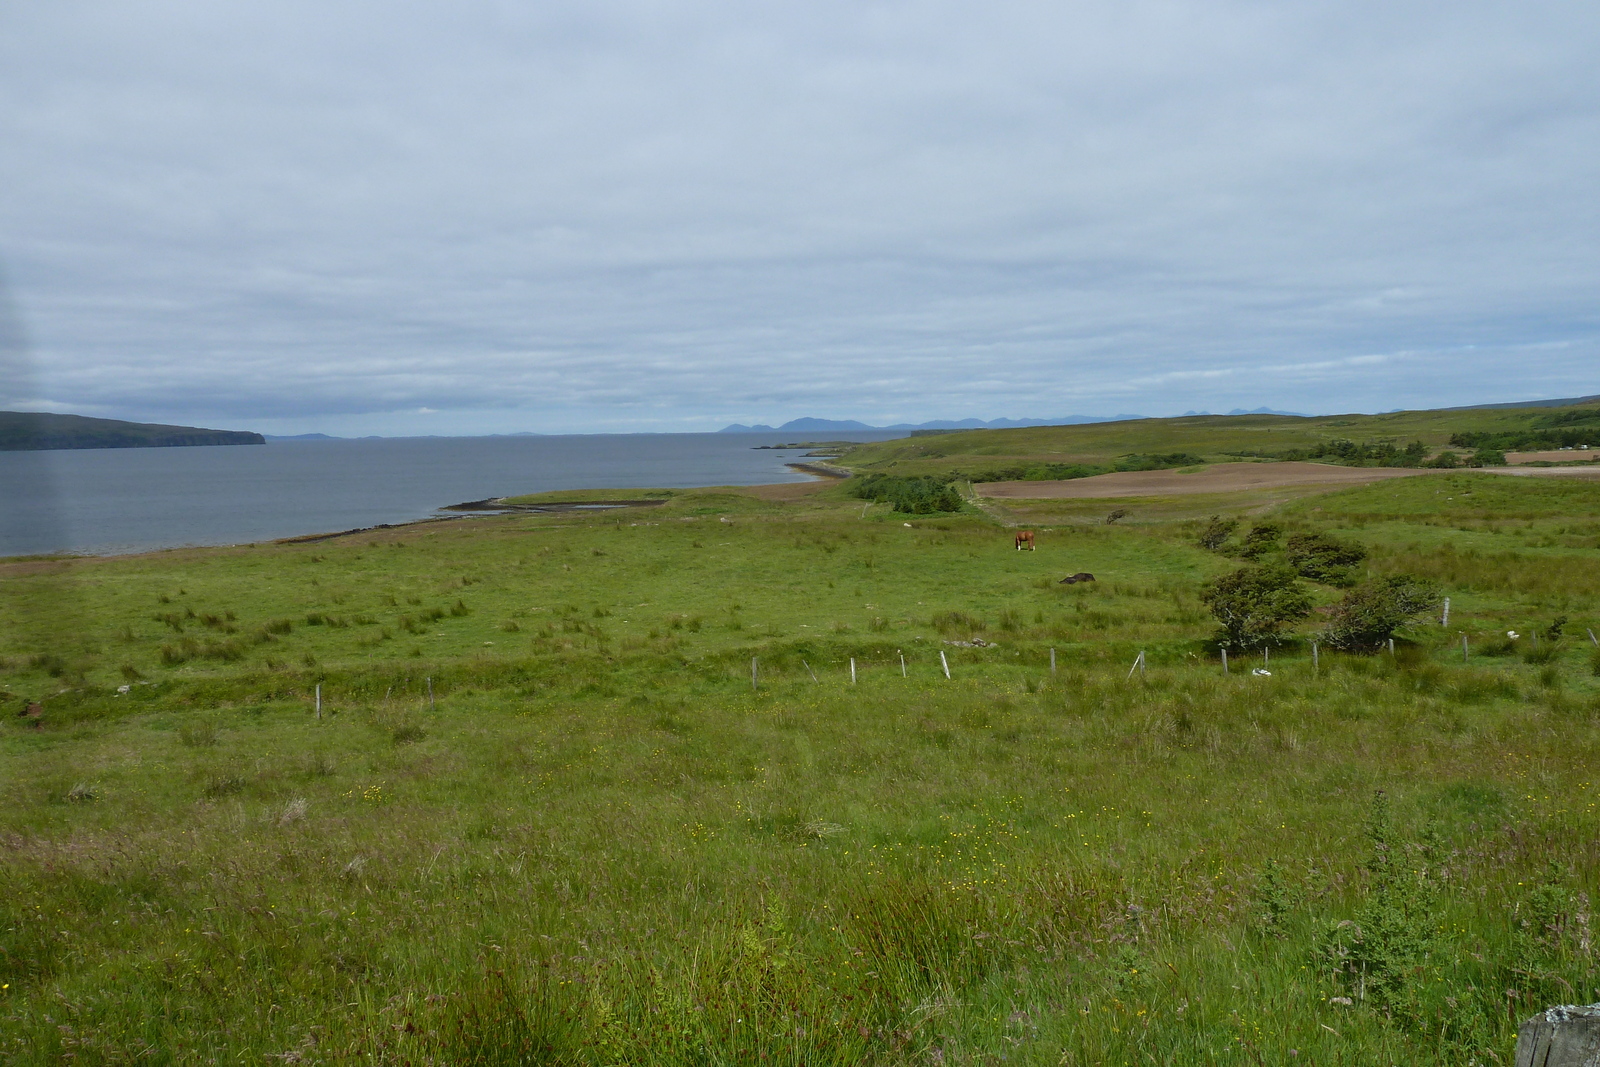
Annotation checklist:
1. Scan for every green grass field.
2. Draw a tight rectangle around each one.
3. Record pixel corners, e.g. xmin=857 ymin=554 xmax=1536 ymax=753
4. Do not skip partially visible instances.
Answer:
xmin=5 ymin=469 xmax=1600 ymax=1064
xmin=843 ymin=400 xmax=1600 ymax=478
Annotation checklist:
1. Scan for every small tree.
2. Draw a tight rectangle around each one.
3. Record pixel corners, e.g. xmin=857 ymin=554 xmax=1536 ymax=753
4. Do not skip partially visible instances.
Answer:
xmin=1201 ymin=562 xmax=1313 ymax=650
xmin=1197 ymin=515 xmax=1237 ymax=551
xmin=1238 ymin=522 xmax=1283 ymax=559
xmin=1469 ymin=448 xmax=1507 ymax=467
xmin=1321 ymin=576 xmax=1440 ymax=651
xmin=1285 ymin=532 xmax=1366 ymax=585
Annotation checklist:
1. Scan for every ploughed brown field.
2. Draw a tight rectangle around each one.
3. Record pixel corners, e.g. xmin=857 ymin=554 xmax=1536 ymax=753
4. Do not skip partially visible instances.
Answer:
xmin=1506 ymin=449 xmax=1600 ymax=464
xmin=974 ymin=460 xmax=1442 ymax=499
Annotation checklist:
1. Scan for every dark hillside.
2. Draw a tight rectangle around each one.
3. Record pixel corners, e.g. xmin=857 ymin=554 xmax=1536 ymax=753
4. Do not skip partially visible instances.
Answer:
xmin=0 ymin=411 xmax=265 ymax=451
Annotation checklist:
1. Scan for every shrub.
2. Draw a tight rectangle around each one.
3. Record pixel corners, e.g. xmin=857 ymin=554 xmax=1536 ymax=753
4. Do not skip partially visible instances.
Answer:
xmin=1321 ymin=576 xmax=1440 ymax=652
xmin=1318 ymin=792 xmax=1439 ymax=1018
xmin=1470 ymin=448 xmax=1507 ymax=467
xmin=1113 ymin=452 xmax=1205 ymax=471
xmin=1238 ymin=522 xmax=1282 ymax=559
xmin=1285 ymin=531 xmax=1366 ymax=585
xmin=847 ymin=474 xmax=962 ymax=514
xmin=1197 ymin=515 xmax=1237 ymax=551
xmin=1200 ymin=562 xmax=1312 ymax=650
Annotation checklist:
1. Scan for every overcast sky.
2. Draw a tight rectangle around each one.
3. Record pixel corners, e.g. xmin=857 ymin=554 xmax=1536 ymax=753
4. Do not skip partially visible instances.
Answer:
xmin=2 ymin=1 xmax=1597 ymax=435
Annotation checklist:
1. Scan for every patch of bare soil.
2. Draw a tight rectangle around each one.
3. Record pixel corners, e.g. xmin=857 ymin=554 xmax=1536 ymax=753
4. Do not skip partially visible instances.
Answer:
xmin=975 ymin=462 xmax=1442 ymax=499
xmin=1506 ymin=450 xmax=1600 ymax=464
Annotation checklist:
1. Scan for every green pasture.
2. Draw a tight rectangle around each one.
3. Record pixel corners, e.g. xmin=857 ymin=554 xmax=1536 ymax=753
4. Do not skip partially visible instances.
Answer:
xmin=842 ymin=399 xmax=1600 ymax=478
xmin=4 ymin=473 xmax=1600 ymax=1064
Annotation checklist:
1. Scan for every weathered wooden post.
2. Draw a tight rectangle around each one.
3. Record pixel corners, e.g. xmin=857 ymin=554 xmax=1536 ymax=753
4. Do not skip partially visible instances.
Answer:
xmin=1221 ymin=648 xmax=1229 ymax=674
xmin=1388 ymin=637 xmax=1396 ymax=655
xmin=899 ymin=651 xmax=906 ymax=677
xmin=1516 ymin=1003 xmax=1600 ymax=1066
xmin=802 ymin=659 xmax=818 ymax=682
xmin=1442 ymin=597 xmax=1450 ymax=627
xmin=751 ymin=657 xmax=758 ymax=691
xmin=850 ymin=658 xmax=856 ymax=685
xmin=1463 ymin=634 xmax=1469 ymax=663
xmin=1049 ymin=647 xmax=1056 ymax=674
xmin=1589 ymin=628 xmax=1599 ymax=648
xmin=427 ymin=677 xmax=434 ymax=710
xmin=315 ymin=683 xmax=321 ymax=720
xmin=940 ymin=650 xmax=951 ymax=679
xmin=1312 ymin=641 xmax=1319 ymax=671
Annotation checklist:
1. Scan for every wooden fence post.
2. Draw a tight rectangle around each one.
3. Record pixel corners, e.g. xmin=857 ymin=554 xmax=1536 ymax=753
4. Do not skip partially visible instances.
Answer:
xmin=1312 ymin=641 xmax=1319 ymax=671
xmin=751 ymin=657 xmax=758 ymax=691
xmin=315 ymin=683 xmax=321 ymax=720
xmin=1590 ymin=628 xmax=1599 ymax=648
xmin=940 ymin=651 xmax=950 ymax=679
xmin=1221 ymin=648 xmax=1228 ymax=674
xmin=427 ymin=677 xmax=434 ymax=710
xmin=850 ymin=658 xmax=856 ymax=685
xmin=1050 ymin=647 xmax=1056 ymax=673
xmin=1442 ymin=597 xmax=1450 ymax=627
xmin=802 ymin=659 xmax=818 ymax=682
xmin=1463 ymin=634 xmax=1469 ymax=663
xmin=1516 ymin=1004 xmax=1600 ymax=1066
xmin=899 ymin=651 xmax=906 ymax=677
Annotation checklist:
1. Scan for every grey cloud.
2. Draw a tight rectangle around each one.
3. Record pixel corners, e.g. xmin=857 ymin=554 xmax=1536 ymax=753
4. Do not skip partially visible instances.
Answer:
xmin=2 ymin=1 xmax=1598 ymax=434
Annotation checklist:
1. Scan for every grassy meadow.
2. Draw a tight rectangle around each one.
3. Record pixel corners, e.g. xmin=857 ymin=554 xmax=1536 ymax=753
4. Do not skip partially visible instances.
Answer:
xmin=4 ymin=464 xmax=1600 ymax=1064
xmin=843 ymin=400 xmax=1600 ymax=478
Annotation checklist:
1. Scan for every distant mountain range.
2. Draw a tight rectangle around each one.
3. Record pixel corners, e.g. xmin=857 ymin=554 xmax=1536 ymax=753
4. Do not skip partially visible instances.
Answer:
xmin=717 ymin=415 xmax=1151 ymax=433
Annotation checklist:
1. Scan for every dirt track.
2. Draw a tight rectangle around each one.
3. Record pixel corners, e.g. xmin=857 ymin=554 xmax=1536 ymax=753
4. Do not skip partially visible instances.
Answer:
xmin=975 ymin=462 xmax=1443 ymax=499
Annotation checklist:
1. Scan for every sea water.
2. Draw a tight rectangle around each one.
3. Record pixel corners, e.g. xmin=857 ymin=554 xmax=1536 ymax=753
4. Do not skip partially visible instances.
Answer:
xmin=0 ymin=431 xmax=905 ymax=557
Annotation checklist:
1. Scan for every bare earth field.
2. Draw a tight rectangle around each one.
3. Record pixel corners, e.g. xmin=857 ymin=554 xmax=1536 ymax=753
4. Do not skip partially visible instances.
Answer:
xmin=975 ymin=461 xmax=1443 ymax=499
xmin=1507 ymin=449 xmax=1600 ymax=464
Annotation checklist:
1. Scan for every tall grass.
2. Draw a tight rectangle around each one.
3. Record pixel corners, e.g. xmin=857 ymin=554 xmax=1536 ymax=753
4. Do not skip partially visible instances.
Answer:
xmin=3 ymin=478 xmax=1600 ymax=1062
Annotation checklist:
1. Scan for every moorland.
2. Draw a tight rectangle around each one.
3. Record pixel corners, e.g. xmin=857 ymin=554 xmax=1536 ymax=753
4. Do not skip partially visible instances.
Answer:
xmin=4 ymin=403 xmax=1600 ymax=1064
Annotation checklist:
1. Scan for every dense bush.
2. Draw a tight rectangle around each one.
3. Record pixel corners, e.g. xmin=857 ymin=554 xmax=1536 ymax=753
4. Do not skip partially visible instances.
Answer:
xmin=967 ymin=453 xmax=1202 ymax=483
xmin=1320 ymin=575 xmax=1440 ymax=651
xmin=1285 ymin=531 xmax=1366 ymax=584
xmin=847 ymin=474 xmax=963 ymax=514
xmin=1200 ymin=562 xmax=1313 ymax=649
xmin=1238 ymin=522 xmax=1283 ymax=559
xmin=1228 ymin=439 xmax=1427 ymax=466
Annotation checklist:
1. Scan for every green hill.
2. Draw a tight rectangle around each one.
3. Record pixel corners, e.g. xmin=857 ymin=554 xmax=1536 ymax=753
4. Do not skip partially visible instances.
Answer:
xmin=0 ymin=411 xmax=265 ymax=451
xmin=836 ymin=399 xmax=1600 ymax=478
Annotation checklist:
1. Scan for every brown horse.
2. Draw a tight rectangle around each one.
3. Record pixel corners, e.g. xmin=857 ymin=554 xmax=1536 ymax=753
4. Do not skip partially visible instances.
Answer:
xmin=1014 ymin=530 xmax=1036 ymax=551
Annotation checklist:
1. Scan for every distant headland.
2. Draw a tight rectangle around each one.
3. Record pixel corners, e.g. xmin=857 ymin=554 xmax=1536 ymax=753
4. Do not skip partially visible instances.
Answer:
xmin=0 ymin=411 xmax=265 ymax=451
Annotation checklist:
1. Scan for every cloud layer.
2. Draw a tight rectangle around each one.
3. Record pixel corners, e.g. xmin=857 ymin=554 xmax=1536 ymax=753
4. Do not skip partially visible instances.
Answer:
xmin=3 ymin=1 xmax=1598 ymax=434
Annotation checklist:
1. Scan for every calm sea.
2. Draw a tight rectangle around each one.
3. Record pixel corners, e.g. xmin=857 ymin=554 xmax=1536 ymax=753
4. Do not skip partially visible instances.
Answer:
xmin=0 ymin=432 xmax=906 ymax=557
